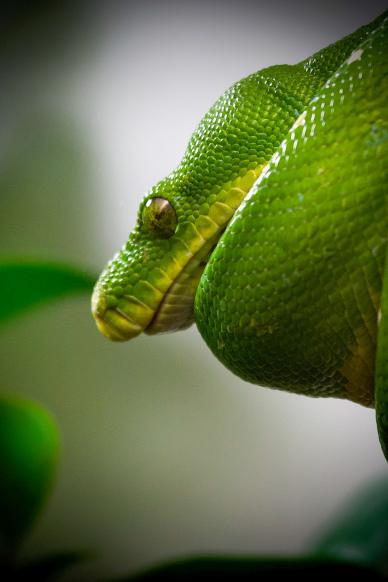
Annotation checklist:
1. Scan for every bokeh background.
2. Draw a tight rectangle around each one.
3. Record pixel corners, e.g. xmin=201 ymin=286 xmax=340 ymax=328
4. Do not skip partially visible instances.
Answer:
xmin=1 ymin=0 xmax=387 ymax=579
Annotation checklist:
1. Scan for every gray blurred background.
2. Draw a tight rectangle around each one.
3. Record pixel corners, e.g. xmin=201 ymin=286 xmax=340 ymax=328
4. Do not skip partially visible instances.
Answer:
xmin=1 ymin=0 xmax=387 ymax=579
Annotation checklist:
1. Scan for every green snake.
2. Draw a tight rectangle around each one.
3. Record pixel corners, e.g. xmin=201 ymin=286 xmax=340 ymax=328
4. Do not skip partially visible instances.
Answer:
xmin=92 ymin=11 xmax=388 ymax=459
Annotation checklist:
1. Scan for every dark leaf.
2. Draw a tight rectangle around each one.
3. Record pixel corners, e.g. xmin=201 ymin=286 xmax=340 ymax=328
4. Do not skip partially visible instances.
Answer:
xmin=313 ymin=476 xmax=388 ymax=574
xmin=116 ymin=556 xmax=384 ymax=581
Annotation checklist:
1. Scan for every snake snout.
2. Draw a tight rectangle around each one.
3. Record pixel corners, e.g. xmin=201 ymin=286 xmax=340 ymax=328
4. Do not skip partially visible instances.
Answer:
xmin=91 ymin=285 xmax=144 ymax=342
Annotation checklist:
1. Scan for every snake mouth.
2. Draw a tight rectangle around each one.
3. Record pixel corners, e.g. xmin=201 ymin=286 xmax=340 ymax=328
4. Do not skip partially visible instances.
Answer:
xmin=92 ymin=233 xmax=219 ymax=342
xmin=92 ymin=287 xmax=147 ymax=341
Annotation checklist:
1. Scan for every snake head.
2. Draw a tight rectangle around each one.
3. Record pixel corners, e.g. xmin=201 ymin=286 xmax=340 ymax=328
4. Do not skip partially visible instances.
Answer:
xmin=91 ymin=154 xmax=263 ymax=342
xmin=92 ymin=72 xmax=275 ymax=341
xmin=92 ymin=177 xmax=225 ymax=341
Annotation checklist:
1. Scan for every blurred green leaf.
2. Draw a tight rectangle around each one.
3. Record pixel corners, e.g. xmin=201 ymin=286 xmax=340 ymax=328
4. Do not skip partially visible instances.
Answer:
xmin=0 ymin=395 xmax=60 ymax=558
xmin=117 ymin=556 xmax=384 ymax=581
xmin=313 ymin=476 xmax=388 ymax=575
xmin=0 ymin=259 xmax=95 ymax=326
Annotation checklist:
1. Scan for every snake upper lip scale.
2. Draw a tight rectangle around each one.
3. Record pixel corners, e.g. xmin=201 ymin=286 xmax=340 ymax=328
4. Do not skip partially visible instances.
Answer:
xmin=92 ymin=10 xmax=388 ymax=459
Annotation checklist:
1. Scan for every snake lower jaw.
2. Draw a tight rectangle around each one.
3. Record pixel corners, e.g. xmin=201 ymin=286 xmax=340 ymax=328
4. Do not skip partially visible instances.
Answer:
xmin=144 ymin=287 xmax=195 ymax=335
xmin=145 ymin=238 xmax=219 ymax=335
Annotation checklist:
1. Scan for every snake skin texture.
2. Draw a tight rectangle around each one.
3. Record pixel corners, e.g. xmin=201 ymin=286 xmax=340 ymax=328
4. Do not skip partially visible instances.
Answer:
xmin=93 ymin=11 xmax=388 ymax=456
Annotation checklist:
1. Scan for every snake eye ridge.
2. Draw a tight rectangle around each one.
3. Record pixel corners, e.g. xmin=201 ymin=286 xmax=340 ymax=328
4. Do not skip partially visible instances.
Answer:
xmin=141 ymin=197 xmax=177 ymax=238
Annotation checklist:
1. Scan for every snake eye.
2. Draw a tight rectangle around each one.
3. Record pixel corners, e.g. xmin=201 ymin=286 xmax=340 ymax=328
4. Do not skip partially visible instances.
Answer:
xmin=141 ymin=197 xmax=177 ymax=238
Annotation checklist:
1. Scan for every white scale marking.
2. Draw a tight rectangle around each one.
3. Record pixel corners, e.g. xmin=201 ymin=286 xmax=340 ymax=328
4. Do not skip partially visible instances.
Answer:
xmin=346 ymin=48 xmax=363 ymax=65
